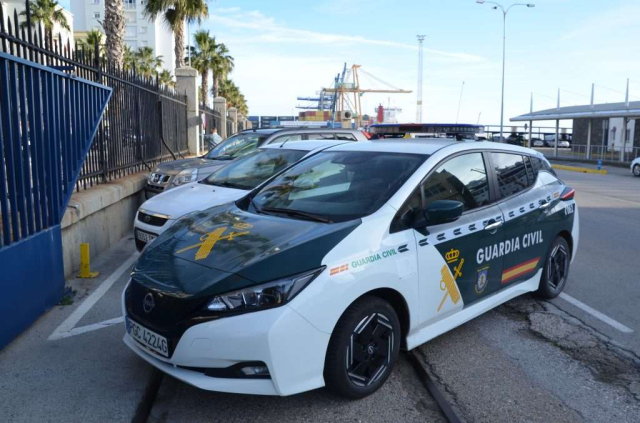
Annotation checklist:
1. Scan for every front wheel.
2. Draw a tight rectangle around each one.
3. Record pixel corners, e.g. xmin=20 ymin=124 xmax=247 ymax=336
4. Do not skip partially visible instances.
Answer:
xmin=536 ymin=236 xmax=571 ymax=299
xmin=324 ymin=296 xmax=401 ymax=399
xmin=633 ymin=164 xmax=640 ymax=177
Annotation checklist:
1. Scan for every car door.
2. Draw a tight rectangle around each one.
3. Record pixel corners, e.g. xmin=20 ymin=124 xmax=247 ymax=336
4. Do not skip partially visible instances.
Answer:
xmin=489 ymin=152 xmax=551 ymax=288
xmin=393 ymin=152 xmax=505 ymax=325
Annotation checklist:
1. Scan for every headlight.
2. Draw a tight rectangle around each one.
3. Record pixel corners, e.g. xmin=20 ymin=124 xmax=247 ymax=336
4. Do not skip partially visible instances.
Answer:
xmin=206 ymin=267 xmax=325 ymax=313
xmin=172 ymin=169 xmax=198 ymax=186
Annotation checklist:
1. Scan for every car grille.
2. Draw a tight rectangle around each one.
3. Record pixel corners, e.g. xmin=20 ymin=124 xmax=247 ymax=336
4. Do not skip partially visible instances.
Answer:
xmin=125 ymin=279 xmax=216 ymax=357
xmin=149 ymin=173 xmax=171 ymax=185
xmin=138 ymin=211 xmax=168 ymax=227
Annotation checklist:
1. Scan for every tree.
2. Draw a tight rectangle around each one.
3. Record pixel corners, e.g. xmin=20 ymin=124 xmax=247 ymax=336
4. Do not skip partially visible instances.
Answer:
xmin=143 ymin=0 xmax=209 ymax=70
xmin=187 ymin=30 xmax=221 ymax=107
xmin=210 ymin=41 xmax=233 ymax=98
xmin=77 ymin=29 xmax=105 ymax=61
xmin=123 ymin=45 xmax=136 ymax=71
xmin=20 ymin=0 xmax=69 ymax=49
xmin=217 ymin=79 xmax=247 ymax=116
xmin=134 ymin=46 xmax=163 ymax=78
xmin=103 ymin=0 xmax=126 ymax=64
xmin=158 ymin=70 xmax=175 ymax=88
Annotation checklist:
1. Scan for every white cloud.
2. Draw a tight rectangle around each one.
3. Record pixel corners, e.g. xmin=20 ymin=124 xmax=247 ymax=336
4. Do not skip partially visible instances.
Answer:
xmin=207 ymin=8 xmax=485 ymax=63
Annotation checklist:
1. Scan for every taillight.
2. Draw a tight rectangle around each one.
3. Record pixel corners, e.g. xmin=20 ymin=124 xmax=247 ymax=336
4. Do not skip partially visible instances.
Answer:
xmin=560 ymin=187 xmax=575 ymax=201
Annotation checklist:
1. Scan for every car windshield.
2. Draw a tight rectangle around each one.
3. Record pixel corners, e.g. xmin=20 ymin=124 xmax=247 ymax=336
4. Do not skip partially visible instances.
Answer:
xmin=248 ymin=151 xmax=428 ymax=222
xmin=204 ymin=132 xmax=270 ymax=160
xmin=202 ymin=148 xmax=308 ymax=190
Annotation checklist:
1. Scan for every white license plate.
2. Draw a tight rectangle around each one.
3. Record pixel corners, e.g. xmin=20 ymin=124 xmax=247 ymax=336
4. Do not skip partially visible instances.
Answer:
xmin=136 ymin=230 xmax=157 ymax=244
xmin=126 ymin=317 xmax=169 ymax=357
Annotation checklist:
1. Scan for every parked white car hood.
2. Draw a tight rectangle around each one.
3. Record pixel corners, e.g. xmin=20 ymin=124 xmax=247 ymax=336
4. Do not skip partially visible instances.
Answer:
xmin=140 ymin=182 xmax=248 ymax=220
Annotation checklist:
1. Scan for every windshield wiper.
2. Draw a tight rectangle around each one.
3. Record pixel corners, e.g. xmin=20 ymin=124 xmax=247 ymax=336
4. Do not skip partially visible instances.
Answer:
xmin=212 ymin=154 xmax=234 ymax=161
xmin=261 ymin=207 xmax=332 ymax=223
xmin=213 ymin=180 xmax=248 ymax=190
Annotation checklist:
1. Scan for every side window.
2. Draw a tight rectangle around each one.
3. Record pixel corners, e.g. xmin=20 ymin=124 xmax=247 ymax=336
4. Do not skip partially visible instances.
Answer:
xmin=272 ymin=134 xmax=302 ymax=143
xmin=524 ymin=156 xmax=537 ymax=185
xmin=423 ymin=153 xmax=490 ymax=212
xmin=335 ymin=133 xmax=357 ymax=141
xmin=530 ymin=156 xmax=556 ymax=177
xmin=306 ymin=133 xmax=335 ymax=140
xmin=491 ymin=153 xmax=531 ymax=199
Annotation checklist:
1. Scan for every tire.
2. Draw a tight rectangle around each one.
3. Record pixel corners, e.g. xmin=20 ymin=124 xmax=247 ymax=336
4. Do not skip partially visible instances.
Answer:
xmin=633 ymin=164 xmax=640 ymax=177
xmin=536 ymin=236 xmax=571 ymax=299
xmin=324 ymin=296 xmax=401 ymax=399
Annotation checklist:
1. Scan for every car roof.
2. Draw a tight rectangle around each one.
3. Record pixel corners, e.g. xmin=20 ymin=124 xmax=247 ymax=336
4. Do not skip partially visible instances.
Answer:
xmin=243 ymin=127 xmax=361 ymax=134
xmin=324 ymin=139 xmax=543 ymax=156
xmin=261 ymin=139 xmax=348 ymax=152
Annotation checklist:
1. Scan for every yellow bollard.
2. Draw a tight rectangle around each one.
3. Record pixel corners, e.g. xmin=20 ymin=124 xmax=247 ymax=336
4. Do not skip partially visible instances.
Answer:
xmin=78 ymin=243 xmax=100 ymax=278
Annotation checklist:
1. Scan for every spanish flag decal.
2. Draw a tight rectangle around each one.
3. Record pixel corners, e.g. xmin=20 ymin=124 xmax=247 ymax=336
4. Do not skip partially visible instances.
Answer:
xmin=501 ymin=258 xmax=540 ymax=284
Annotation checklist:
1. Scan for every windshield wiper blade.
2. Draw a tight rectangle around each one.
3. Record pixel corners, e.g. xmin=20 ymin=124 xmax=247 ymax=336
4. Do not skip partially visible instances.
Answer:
xmin=212 ymin=155 xmax=234 ymax=161
xmin=261 ymin=207 xmax=332 ymax=223
xmin=215 ymin=180 xmax=247 ymax=190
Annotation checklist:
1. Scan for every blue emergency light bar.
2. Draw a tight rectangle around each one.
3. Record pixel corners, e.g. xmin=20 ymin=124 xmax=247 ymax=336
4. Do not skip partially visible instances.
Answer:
xmin=369 ymin=123 xmax=484 ymax=136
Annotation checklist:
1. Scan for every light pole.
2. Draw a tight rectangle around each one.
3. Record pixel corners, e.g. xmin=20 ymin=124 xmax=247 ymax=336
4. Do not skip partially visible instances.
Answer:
xmin=476 ymin=1 xmax=534 ymax=142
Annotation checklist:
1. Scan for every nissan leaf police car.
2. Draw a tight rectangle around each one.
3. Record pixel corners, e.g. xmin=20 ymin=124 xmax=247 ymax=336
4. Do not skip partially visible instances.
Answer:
xmin=123 ymin=126 xmax=579 ymax=398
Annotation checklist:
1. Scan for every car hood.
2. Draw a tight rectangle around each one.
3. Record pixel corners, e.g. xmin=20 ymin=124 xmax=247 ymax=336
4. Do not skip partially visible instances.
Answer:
xmin=153 ymin=157 xmax=227 ymax=174
xmin=140 ymin=182 xmax=247 ymax=220
xmin=132 ymin=203 xmax=360 ymax=298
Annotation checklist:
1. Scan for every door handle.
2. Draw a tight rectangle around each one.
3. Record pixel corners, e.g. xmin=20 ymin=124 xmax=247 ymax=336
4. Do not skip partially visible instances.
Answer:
xmin=484 ymin=220 xmax=503 ymax=231
xmin=539 ymin=201 xmax=550 ymax=210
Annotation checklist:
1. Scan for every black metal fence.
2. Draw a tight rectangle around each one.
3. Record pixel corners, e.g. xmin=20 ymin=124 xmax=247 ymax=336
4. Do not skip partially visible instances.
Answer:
xmin=202 ymin=105 xmax=222 ymax=136
xmin=0 ymin=2 xmax=189 ymax=190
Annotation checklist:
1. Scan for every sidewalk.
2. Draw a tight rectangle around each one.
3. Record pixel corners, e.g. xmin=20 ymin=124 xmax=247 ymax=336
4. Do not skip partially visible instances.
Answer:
xmin=0 ymin=236 xmax=148 ymax=423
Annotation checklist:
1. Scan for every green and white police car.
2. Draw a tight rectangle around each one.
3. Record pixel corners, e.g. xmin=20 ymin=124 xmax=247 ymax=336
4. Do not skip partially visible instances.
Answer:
xmin=123 ymin=132 xmax=579 ymax=398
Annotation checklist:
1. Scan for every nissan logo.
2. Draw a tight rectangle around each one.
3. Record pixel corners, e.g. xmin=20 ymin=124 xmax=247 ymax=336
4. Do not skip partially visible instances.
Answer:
xmin=143 ymin=293 xmax=155 ymax=313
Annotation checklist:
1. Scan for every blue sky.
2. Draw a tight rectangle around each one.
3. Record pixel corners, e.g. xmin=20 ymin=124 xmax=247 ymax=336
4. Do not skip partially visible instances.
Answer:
xmin=62 ymin=0 xmax=640 ymax=125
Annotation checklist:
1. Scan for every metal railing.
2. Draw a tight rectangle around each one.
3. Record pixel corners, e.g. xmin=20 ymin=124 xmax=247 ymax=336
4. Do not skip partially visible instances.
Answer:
xmin=539 ymin=144 xmax=640 ymax=164
xmin=0 ymin=1 xmax=188 ymax=191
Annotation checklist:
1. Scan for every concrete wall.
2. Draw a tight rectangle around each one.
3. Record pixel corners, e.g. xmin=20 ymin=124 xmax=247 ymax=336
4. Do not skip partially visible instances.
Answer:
xmin=60 ymin=172 xmax=147 ymax=277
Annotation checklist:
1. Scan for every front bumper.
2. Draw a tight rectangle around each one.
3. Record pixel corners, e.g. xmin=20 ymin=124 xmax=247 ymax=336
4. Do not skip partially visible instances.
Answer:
xmin=133 ymin=213 xmax=175 ymax=251
xmin=123 ymin=302 xmax=331 ymax=396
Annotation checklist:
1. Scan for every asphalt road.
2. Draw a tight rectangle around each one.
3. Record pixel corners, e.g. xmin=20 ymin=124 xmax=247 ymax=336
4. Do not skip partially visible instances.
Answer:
xmin=550 ymin=166 xmax=640 ymax=353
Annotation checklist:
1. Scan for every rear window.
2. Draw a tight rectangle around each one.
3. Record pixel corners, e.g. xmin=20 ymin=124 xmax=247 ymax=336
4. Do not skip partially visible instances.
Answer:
xmin=491 ymin=153 xmax=531 ymax=199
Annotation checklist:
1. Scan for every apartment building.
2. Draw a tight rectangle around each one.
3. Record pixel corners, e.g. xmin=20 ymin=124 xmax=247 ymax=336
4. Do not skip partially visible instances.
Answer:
xmin=71 ymin=0 xmax=175 ymax=73
xmin=1 ymin=0 xmax=74 ymax=49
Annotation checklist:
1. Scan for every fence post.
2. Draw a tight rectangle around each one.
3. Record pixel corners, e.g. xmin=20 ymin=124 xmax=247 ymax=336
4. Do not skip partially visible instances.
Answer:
xmin=228 ymin=107 xmax=238 ymax=135
xmin=175 ymin=67 xmax=200 ymax=156
xmin=214 ymin=97 xmax=227 ymax=138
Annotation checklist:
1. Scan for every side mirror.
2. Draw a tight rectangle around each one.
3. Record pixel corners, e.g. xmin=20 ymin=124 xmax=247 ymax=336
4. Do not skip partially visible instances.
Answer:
xmin=424 ymin=200 xmax=464 ymax=226
xmin=409 ymin=200 xmax=464 ymax=230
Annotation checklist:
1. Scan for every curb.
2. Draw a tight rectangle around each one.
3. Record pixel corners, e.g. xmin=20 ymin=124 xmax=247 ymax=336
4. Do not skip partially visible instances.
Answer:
xmin=552 ymin=164 xmax=608 ymax=175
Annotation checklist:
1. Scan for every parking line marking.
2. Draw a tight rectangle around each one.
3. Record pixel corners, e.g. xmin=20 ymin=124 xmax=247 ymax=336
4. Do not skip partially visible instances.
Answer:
xmin=559 ymin=293 xmax=633 ymax=334
xmin=48 ymin=255 xmax=138 ymax=341
xmin=51 ymin=316 xmax=125 ymax=340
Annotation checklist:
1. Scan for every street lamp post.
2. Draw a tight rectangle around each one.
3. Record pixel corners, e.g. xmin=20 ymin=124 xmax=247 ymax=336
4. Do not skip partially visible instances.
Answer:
xmin=476 ymin=1 xmax=534 ymax=142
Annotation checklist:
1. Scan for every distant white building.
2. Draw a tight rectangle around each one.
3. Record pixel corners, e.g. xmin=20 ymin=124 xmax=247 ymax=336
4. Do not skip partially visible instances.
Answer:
xmin=71 ymin=0 xmax=175 ymax=73
xmin=1 ymin=0 xmax=74 ymax=50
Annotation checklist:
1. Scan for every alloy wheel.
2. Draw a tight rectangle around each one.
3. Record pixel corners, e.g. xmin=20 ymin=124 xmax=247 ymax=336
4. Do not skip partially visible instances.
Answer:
xmin=633 ymin=165 xmax=640 ymax=177
xmin=346 ymin=313 xmax=394 ymax=387
xmin=547 ymin=244 xmax=569 ymax=290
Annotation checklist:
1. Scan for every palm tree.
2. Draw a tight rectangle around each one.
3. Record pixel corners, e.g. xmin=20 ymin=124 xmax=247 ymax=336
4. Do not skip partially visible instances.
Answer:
xmin=158 ymin=70 xmax=175 ymax=88
xmin=77 ymin=29 xmax=105 ymax=60
xmin=123 ymin=45 xmax=136 ymax=71
xmin=103 ymin=0 xmax=126 ymax=64
xmin=143 ymin=0 xmax=209 ymax=70
xmin=20 ymin=0 xmax=69 ymax=50
xmin=134 ymin=47 xmax=163 ymax=78
xmin=217 ymin=79 xmax=247 ymax=115
xmin=187 ymin=30 xmax=216 ymax=107
xmin=210 ymin=42 xmax=233 ymax=98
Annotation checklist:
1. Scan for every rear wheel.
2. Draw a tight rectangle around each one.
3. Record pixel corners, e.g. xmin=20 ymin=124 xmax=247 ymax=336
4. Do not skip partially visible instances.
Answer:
xmin=633 ymin=164 xmax=640 ymax=177
xmin=324 ymin=296 xmax=401 ymax=399
xmin=536 ymin=236 xmax=571 ymax=299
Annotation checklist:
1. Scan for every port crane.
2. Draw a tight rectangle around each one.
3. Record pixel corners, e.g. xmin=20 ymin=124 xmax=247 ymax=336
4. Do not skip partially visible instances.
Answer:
xmin=323 ymin=64 xmax=412 ymax=127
